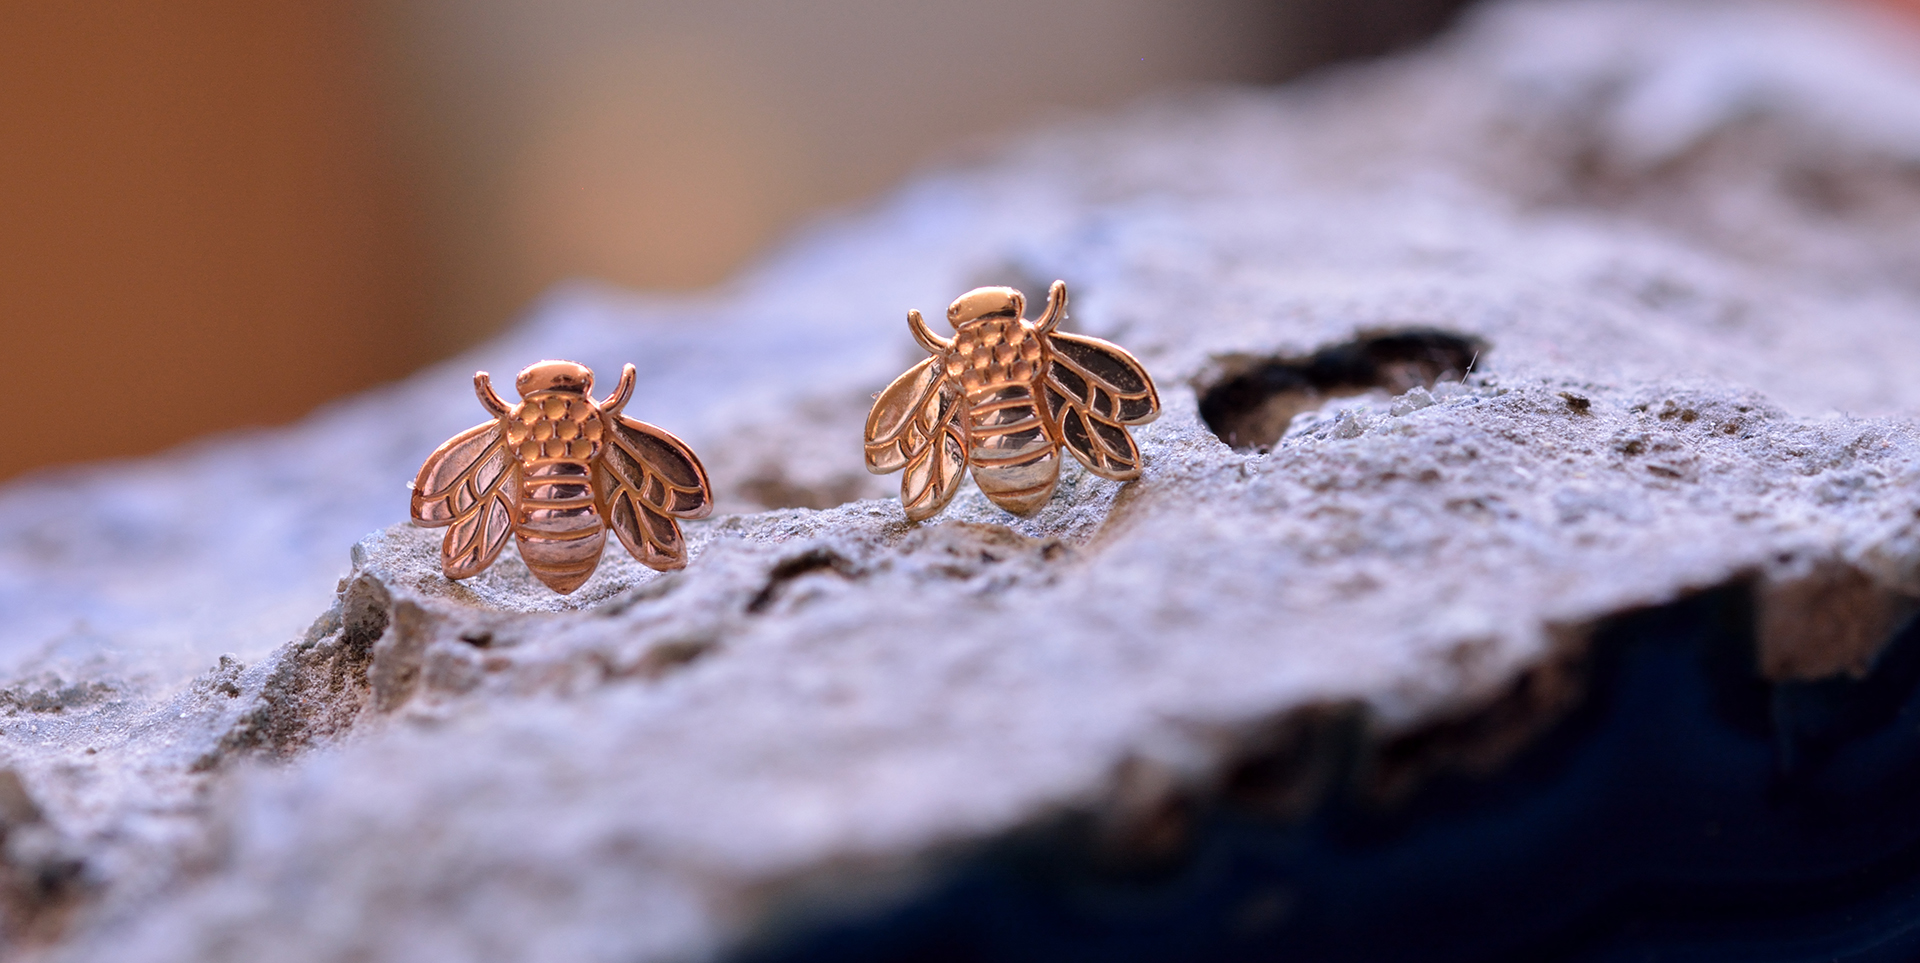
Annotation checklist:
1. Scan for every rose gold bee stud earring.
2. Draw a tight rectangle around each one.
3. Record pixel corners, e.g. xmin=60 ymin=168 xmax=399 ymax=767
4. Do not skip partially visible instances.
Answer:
xmin=864 ymin=280 xmax=1160 ymax=521
xmin=410 ymin=360 xmax=713 ymax=594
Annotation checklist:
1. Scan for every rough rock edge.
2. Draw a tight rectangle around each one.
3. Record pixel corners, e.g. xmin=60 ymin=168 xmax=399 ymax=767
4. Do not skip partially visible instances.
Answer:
xmin=128 ymin=422 xmax=1918 ymax=959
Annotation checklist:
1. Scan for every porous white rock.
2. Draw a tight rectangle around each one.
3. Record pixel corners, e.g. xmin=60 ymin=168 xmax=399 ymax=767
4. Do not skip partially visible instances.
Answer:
xmin=1 ymin=1 xmax=1919 ymax=960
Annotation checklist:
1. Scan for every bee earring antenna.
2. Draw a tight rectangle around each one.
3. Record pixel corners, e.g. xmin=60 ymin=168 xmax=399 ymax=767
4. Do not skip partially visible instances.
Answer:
xmin=474 ymin=372 xmax=511 ymax=418
xmin=907 ymin=309 xmax=955 ymax=355
xmin=598 ymin=364 xmax=638 ymax=417
xmin=1035 ymin=280 xmax=1067 ymax=334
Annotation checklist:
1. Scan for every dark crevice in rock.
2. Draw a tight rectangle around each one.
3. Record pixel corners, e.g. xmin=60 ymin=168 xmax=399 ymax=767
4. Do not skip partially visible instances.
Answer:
xmin=597 ymin=571 xmax=688 ymax=617
xmin=1197 ymin=330 xmax=1487 ymax=450
xmin=211 ymin=573 xmax=388 ymax=762
xmin=0 ymin=770 xmax=84 ymax=947
xmin=1216 ymin=706 xmax=1367 ymax=828
xmin=1358 ymin=625 xmax=1593 ymax=805
xmin=735 ymin=581 xmax=1920 ymax=963
xmin=592 ymin=635 xmax=721 ymax=683
xmin=338 ymin=572 xmax=393 ymax=656
xmin=369 ymin=600 xmax=437 ymax=712
xmin=747 ymin=550 xmax=864 ymax=614
xmin=893 ymin=523 xmax=1068 ymax=586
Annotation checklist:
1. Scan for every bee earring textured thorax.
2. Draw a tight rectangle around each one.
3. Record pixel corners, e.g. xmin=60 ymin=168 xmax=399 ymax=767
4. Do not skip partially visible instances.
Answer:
xmin=864 ymin=280 xmax=1160 ymax=521
xmin=410 ymin=360 xmax=713 ymax=594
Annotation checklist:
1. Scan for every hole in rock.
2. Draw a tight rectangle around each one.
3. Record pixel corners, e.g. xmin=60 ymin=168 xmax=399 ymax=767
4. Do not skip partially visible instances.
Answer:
xmin=1197 ymin=329 xmax=1486 ymax=450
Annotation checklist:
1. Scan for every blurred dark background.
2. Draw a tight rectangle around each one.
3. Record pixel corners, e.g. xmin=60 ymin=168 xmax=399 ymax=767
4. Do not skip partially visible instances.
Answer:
xmin=7 ymin=0 xmax=1903 ymax=482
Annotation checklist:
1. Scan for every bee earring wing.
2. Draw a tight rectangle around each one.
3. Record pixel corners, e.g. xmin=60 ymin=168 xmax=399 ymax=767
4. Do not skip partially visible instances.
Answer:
xmin=1042 ymin=332 xmax=1161 ymax=480
xmin=595 ymin=416 xmax=713 ymax=571
xmin=411 ymin=420 xmax=518 ymax=578
xmin=865 ymin=357 xmax=967 ymax=522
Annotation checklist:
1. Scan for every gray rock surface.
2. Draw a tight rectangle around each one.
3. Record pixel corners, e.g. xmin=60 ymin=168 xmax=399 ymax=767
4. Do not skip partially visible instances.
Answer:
xmin=2 ymin=0 xmax=1920 ymax=959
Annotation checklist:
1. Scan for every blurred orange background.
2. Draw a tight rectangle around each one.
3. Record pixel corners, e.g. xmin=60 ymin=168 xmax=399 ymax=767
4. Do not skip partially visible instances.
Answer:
xmin=16 ymin=0 xmax=1909 ymax=482
xmin=0 ymin=4 xmax=427 ymax=480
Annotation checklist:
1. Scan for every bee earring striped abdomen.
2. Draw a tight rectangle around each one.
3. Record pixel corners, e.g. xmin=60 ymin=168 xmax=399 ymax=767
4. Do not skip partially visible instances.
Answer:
xmin=515 ymin=461 xmax=604 ymax=592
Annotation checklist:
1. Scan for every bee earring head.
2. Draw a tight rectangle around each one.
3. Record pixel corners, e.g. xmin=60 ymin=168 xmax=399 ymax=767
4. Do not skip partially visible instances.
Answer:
xmin=947 ymin=286 xmax=1024 ymax=326
xmin=514 ymin=360 xmax=593 ymax=395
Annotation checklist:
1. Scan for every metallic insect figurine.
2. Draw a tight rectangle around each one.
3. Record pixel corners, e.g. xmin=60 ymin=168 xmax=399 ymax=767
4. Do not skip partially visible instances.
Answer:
xmin=411 ymin=360 xmax=713 ymax=594
xmin=865 ymin=281 xmax=1160 ymax=521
